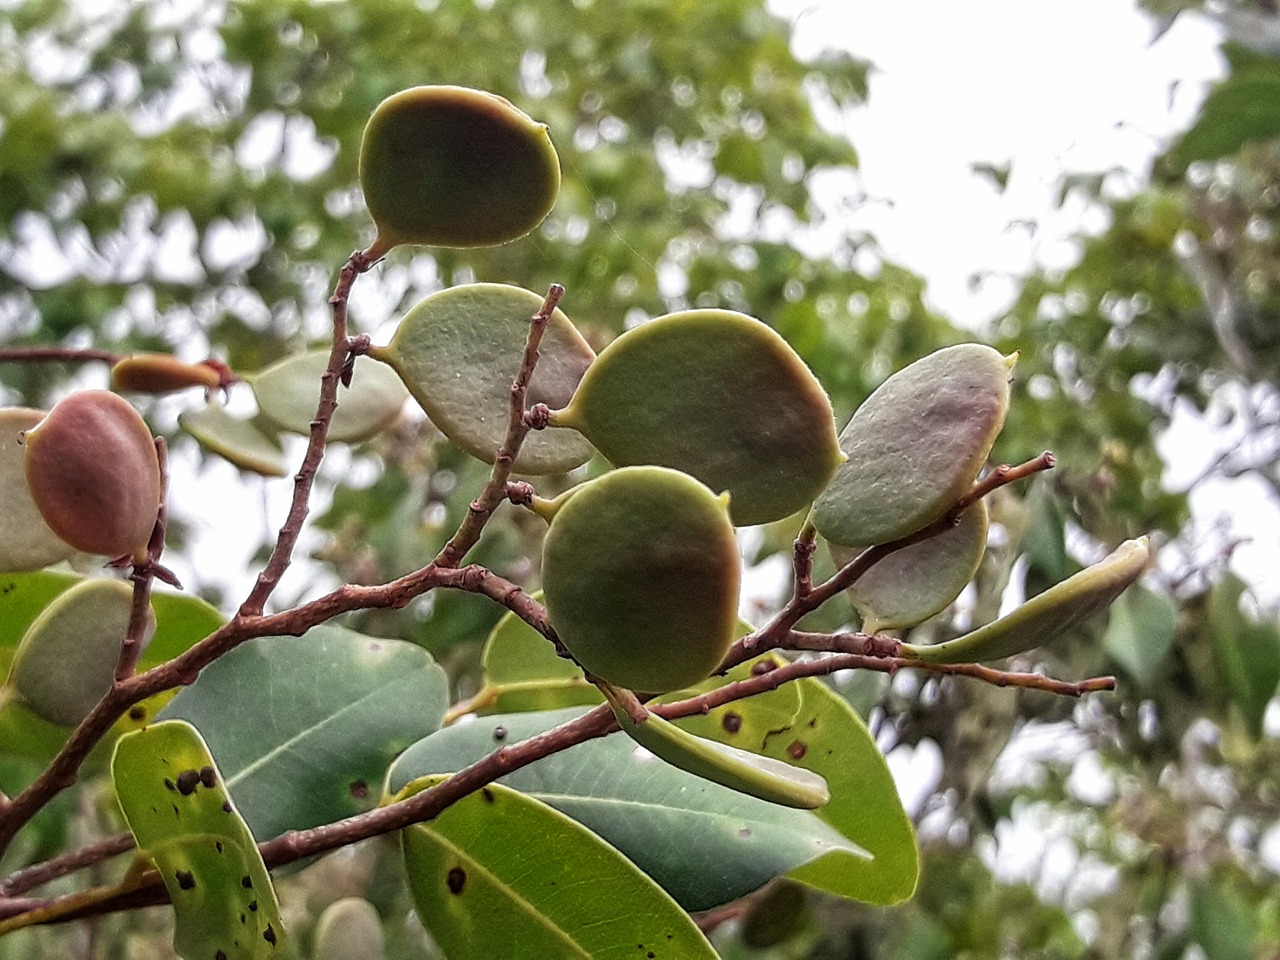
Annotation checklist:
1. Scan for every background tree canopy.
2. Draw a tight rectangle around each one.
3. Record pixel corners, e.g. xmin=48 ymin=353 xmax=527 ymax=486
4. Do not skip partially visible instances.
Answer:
xmin=1 ymin=0 xmax=1278 ymax=957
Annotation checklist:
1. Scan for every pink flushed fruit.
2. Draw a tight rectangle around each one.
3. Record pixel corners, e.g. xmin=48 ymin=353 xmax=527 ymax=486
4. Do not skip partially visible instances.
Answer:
xmin=23 ymin=390 xmax=162 ymax=560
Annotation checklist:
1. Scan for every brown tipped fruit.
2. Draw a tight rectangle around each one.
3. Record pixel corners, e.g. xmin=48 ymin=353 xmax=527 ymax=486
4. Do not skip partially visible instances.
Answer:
xmin=540 ymin=466 xmax=740 ymax=693
xmin=111 ymin=354 xmax=222 ymax=394
xmin=23 ymin=390 xmax=161 ymax=560
xmin=359 ymin=85 xmax=560 ymax=255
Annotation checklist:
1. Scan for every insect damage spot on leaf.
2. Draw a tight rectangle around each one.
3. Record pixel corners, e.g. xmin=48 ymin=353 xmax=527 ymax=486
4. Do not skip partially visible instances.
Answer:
xmin=222 ymin=801 xmax=233 ymax=813
xmin=248 ymin=900 xmax=258 ymax=912
xmin=129 ymin=706 xmax=146 ymax=720
xmin=482 ymin=788 xmax=496 ymax=803
xmin=176 ymin=770 xmax=201 ymax=795
xmin=350 ymin=780 xmax=369 ymax=799
xmin=175 ymin=869 xmax=195 ymax=890
xmin=199 ymin=765 xmax=217 ymax=787
xmin=241 ymin=875 xmax=253 ymax=889
xmin=447 ymin=866 xmax=467 ymax=895
xmin=263 ymin=924 xmax=277 ymax=946
xmin=722 ymin=712 xmax=743 ymax=733
xmin=788 ymin=740 xmax=808 ymax=760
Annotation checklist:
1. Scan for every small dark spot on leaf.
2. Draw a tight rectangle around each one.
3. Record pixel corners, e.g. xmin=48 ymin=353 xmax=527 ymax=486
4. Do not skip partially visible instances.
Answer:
xmin=199 ymin=765 xmax=217 ymax=788
xmin=241 ymin=875 xmax=253 ymax=889
xmin=648 ymin=953 xmax=655 ymax=958
xmin=263 ymin=924 xmax=276 ymax=946
xmin=164 ymin=778 xmax=176 ymax=792
xmin=722 ymin=711 xmax=742 ymax=733
xmin=249 ymin=900 xmax=258 ymax=912
xmin=787 ymin=740 xmax=807 ymax=760
xmin=492 ymin=725 xmax=508 ymax=741
xmin=217 ymin=951 xmax=228 ymax=960
xmin=222 ymin=800 xmax=233 ymax=813
xmin=447 ymin=866 xmax=467 ymax=895
xmin=240 ymin=914 xmax=246 ymax=924
xmin=171 ymin=804 xmax=180 ymax=817
xmin=215 ymin=841 xmax=224 ymax=853
xmin=350 ymin=780 xmax=369 ymax=799
xmin=368 ymin=641 xmax=382 ymax=652
xmin=806 ymin=718 xmax=817 ymax=728
xmin=176 ymin=770 xmax=201 ymax=795
xmin=129 ymin=706 xmax=146 ymax=721
xmin=482 ymin=788 xmax=495 ymax=803
xmin=738 ymin=828 xmax=752 ymax=839
xmin=175 ymin=869 xmax=196 ymax=890
xmin=751 ymin=659 xmax=777 ymax=676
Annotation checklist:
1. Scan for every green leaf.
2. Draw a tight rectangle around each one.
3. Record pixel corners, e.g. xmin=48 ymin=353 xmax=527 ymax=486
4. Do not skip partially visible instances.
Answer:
xmin=0 ymin=569 xmax=80 ymax=670
xmin=553 ymin=309 xmax=843 ymax=525
xmin=813 ymin=344 xmax=1013 ymax=547
xmin=0 ymin=406 xmax=76 ymax=572
xmin=370 ymin=283 xmax=596 ymax=475
xmin=1102 ymin=584 xmax=1178 ymax=683
xmin=159 ymin=625 xmax=448 ymax=842
xmin=388 ymin=708 xmax=865 ymax=911
xmin=111 ymin=719 xmax=285 ymax=959
xmin=1210 ymin=574 xmax=1280 ymax=738
xmin=902 ymin=537 xmax=1151 ymax=664
xmin=1166 ymin=61 xmax=1280 ymax=170
xmin=180 ymin=402 xmax=287 ymax=477
xmin=6 ymin=577 xmax=151 ymax=726
xmin=675 ymin=668 xmax=919 ymax=905
xmin=476 ymin=594 xmax=602 ymax=714
xmin=395 ymin=775 xmax=717 ymax=959
xmin=834 ymin=499 xmax=989 ymax=633
xmin=248 ymin=350 xmax=409 ymax=444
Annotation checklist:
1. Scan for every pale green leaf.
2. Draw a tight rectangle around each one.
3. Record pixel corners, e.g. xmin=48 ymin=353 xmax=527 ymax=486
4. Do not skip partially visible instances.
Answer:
xmin=159 ymin=625 xmax=448 ymax=841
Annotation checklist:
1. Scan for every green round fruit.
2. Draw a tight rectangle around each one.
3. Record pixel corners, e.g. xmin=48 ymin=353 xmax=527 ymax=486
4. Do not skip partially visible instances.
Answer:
xmin=540 ymin=466 xmax=740 ymax=693
xmin=552 ymin=309 xmax=843 ymax=525
xmin=359 ymin=85 xmax=560 ymax=254
xmin=23 ymin=390 xmax=161 ymax=560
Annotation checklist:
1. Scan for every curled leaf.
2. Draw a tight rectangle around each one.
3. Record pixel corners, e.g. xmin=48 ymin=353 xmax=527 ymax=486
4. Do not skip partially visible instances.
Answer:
xmin=901 ymin=537 xmax=1152 ymax=664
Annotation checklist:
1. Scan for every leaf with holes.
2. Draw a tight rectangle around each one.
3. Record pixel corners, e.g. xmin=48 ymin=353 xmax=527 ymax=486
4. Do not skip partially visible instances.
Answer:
xmin=395 ymin=775 xmax=717 ymax=959
xmin=111 ymin=719 xmax=285 ymax=959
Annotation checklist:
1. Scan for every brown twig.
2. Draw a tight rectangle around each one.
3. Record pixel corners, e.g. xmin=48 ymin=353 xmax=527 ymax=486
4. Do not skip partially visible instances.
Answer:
xmin=115 ymin=439 xmax=172 ymax=681
xmin=0 ymin=834 xmax=135 ymax=897
xmin=725 ymin=452 xmax=1057 ymax=669
xmin=434 ymin=283 xmax=565 ymax=568
xmin=238 ymin=248 xmax=374 ymax=618
xmin=0 ymin=347 xmax=124 ymax=366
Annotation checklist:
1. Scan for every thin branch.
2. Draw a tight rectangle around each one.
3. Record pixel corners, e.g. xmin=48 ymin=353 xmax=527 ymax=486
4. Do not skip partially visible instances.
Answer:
xmin=115 ymin=438 xmax=171 ymax=681
xmin=725 ymin=452 xmax=1057 ymax=669
xmin=0 ymin=642 xmax=1110 ymax=928
xmin=0 ymin=562 xmax=539 ymax=856
xmin=0 ymin=834 xmax=135 ymax=897
xmin=238 ymin=248 xmax=374 ymax=618
xmin=435 ymin=283 xmax=565 ymax=568
xmin=0 ymin=347 xmax=124 ymax=365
